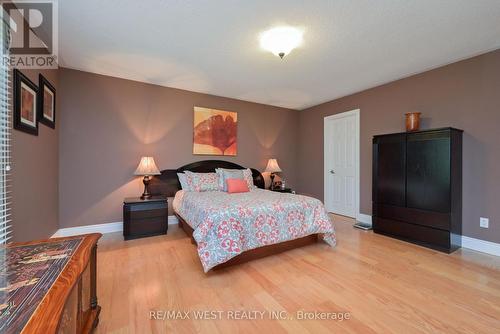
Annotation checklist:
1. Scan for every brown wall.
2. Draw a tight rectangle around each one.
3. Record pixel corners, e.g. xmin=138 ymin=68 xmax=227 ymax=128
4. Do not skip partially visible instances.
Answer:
xmin=298 ymin=49 xmax=500 ymax=243
xmin=11 ymin=69 xmax=59 ymax=242
xmin=58 ymin=68 xmax=299 ymax=228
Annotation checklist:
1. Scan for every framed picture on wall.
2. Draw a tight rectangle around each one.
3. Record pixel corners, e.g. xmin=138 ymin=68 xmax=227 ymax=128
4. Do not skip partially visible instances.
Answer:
xmin=38 ymin=74 xmax=56 ymax=128
xmin=193 ymin=106 xmax=237 ymax=156
xmin=13 ymin=69 xmax=38 ymax=136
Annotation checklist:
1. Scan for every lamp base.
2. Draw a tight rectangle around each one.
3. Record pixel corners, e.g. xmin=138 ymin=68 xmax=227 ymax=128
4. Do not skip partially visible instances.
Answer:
xmin=141 ymin=175 xmax=152 ymax=200
xmin=270 ymin=173 xmax=275 ymax=190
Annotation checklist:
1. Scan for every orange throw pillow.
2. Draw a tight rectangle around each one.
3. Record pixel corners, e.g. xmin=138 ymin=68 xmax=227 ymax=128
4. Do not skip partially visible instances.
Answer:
xmin=226 ymin=178 xmax=249 ymax=193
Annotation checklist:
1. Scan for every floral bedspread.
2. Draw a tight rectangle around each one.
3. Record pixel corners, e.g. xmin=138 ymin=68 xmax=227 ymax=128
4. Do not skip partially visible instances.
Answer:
xmin=175 ymin=189 xmax=336 ymax=272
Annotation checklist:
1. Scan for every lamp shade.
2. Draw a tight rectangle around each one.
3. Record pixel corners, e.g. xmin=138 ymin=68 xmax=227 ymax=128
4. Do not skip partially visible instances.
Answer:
xmin=264 ymin=158 xmax=282 ymax=173
xmin=134 ymin=157 xmax=160 ymax=176
xmin=259 ymin=26 xmax=304 ymax=59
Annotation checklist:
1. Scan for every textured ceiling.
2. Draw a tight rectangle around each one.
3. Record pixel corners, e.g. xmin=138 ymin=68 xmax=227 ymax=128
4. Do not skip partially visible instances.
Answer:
xmin=59 ymin=0 xmax=500 ymax=109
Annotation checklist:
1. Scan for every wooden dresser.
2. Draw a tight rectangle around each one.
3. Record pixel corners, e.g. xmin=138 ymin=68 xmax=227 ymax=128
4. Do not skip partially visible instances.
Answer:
xmin=0 ymin=233 xmax=101 ymax=333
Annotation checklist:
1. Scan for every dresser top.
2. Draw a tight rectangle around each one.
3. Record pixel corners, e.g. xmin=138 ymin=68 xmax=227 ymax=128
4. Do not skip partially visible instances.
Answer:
xmin=373 ymin=127 xmax=464 ymax=138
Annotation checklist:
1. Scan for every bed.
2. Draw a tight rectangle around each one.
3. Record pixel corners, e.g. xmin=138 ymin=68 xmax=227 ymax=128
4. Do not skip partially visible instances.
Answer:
xmin=149 ymin=160 xmax=336 ymax=272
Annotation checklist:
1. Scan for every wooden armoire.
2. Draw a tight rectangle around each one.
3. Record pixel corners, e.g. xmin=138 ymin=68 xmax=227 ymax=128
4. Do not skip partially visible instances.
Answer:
xmin=372 ymin=127 xmax=463 ymax=252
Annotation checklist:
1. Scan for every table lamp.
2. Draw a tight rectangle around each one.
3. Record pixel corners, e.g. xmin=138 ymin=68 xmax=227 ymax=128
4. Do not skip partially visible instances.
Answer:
xmin=134 ymin=156 xmax=161 ymax=199
xmin=264 ymin=158 xmax=282 ymax=190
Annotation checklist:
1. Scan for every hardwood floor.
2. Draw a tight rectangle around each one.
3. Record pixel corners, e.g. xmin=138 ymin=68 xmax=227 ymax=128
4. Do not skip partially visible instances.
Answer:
xmin=95 ymin=215 xmax=500 ymax=333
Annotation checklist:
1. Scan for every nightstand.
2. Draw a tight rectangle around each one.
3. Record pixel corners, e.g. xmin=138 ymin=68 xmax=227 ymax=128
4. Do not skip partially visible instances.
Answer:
xmin=271 ymin=187 xmax=293 ymax=193
xmin=123 ymin=196 xmax=168 ymax=240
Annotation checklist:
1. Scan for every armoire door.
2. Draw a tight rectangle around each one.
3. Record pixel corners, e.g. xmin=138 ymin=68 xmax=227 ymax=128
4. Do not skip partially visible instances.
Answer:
xmin=406 ymin=130 xmax=451 ymax=213
xmin=373 ymin=133 xmax=406 ymax=207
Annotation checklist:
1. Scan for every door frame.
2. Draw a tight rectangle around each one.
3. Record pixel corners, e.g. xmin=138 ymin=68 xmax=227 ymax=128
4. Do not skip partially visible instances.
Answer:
xmin=323 ymin=109 xmax=360 ymax=219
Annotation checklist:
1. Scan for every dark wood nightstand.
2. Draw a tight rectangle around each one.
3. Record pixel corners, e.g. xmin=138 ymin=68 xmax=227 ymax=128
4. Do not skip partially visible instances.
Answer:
xmin=271 ymin=187 xmax=293 ymax=193
xmin=123 ymin=196 xmax=168 ymax=240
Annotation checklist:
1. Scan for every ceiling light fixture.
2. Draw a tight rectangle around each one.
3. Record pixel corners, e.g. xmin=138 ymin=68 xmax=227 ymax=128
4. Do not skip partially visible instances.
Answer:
xmin=259 ymin=26 xmax=304 ymax=59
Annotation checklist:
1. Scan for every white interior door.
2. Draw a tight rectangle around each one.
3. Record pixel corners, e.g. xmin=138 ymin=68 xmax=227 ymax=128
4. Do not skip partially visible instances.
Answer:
xmin=324 ymin=110 xmax=359 ymax=218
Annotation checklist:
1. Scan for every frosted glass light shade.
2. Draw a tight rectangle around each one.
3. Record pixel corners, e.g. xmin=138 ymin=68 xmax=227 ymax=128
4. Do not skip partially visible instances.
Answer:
xmin=134 ymin=157 xmax=160 ymax=176
xmin=264 ymin=158 xmax=282 ymax=173
xmin=259 ymin=26 xmax=304 ymax=58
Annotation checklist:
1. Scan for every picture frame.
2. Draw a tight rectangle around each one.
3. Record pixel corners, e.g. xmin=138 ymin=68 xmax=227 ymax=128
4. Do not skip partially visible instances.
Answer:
xmin=13 ymin=69 xmax=38 ymax=136
xmin=38 ymin=74 xmax=56 ymax=129
xmin=193 ymin=106 xmax=237 ymax=156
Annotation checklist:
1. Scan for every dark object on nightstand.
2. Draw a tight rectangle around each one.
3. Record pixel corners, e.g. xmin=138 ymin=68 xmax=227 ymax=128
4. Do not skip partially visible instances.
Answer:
xmin=372 ymin=127 xmax=463 ymax=253
xmin=123 ymin=196 xmax=168 ymax=240
xmin=271 ymin=187 xmax=292 ymax=193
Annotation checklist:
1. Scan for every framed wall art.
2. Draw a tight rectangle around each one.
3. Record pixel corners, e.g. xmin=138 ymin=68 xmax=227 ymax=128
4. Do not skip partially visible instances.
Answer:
xmin=38 ymin=74 xmax=56 ymax=129
xmin=193 ymin=106 xmax=237 ymax=156
xmin=13 ymin=69 xmax=38 ymax=136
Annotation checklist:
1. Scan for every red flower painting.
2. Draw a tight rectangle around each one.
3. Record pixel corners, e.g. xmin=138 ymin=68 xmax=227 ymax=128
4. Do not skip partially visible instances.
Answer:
xmin=193 ymin=107 xmax=237 ymax=155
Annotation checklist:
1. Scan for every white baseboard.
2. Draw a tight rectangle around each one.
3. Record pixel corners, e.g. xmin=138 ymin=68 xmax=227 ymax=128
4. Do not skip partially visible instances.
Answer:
xmin=356 ymin=213 xmax=372 ymax=226
xmin=52 ymin=222 xmax=123 ymax=237
xmin=354 ymin=214 xmax=500 ymax=257
xmin=461 ymin=236 xmax=500 ymax=257
xmin=168 ymin=215 xmax=179 ymax=225
xmin=52 ymin=215 xmax=179 ymax=238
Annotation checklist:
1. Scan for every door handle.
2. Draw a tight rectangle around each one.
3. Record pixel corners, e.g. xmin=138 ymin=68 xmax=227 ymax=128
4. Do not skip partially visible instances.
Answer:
xmin=330 ymin=170 xmax=335 ymax=174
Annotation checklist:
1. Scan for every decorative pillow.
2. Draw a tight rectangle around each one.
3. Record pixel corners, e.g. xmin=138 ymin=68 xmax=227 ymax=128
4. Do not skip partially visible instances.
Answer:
xmin=226 ymin=178 xmax=250 ymax=193
xmin=215 ymin=169 xmax=223 ymax=189
xmin=215 ymin=168 xmax=256 ymax=191
xmin=184 ymin=171 xmax=219 ymax=192
xmin=242 ymin=168 xmax=256 ymax=189
xmin=215 ymin=168 xmax=244 ymax=191
xmin=177 ymin=173 xmax=190 ymax=190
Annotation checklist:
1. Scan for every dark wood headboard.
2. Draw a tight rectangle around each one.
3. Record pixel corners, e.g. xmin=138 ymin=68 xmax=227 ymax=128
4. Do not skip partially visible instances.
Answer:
xmin=148 ymin=160 xmax=265 ymax=197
